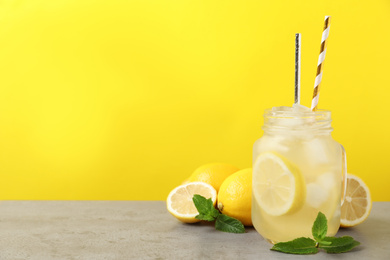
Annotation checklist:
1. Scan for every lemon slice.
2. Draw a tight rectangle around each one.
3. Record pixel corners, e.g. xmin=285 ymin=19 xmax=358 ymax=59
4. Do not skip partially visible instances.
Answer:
xmin=340 ymin=174 xmax=372 ymax=227
xmin=253 ymin=152 xmax=306 ymax=216
xmin=166 ymin=182 xmax=217 ymax=223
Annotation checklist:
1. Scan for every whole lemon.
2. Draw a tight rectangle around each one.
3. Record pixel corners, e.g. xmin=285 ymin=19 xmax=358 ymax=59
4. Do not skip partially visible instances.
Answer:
xmin=217 ymin=168 xmax=252 ymax=226
xmin=188 ymin=163 xmax=240 ymax=192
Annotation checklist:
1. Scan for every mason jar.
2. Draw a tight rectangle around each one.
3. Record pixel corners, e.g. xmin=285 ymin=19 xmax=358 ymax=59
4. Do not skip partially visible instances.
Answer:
xmin=252 ymin=106 xmax=347 ymax=243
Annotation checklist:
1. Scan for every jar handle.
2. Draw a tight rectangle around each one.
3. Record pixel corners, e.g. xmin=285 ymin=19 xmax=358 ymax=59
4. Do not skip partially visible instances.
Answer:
xmin=340 ymin=144 xmax=347 ymax=206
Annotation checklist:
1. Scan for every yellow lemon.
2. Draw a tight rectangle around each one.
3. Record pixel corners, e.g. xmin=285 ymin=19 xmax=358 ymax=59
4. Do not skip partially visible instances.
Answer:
xmin=217 ymin=168 xmax=252 ymax=226
xmin=340 ymin=174 xmax=372 ymax=227
xmin=188 ymin=163 xmax=240 ymax=192
xmin=167 ymin=182 xmax=217 ymax=223
xmin=253 ymin=152 xmax=306 ymax=216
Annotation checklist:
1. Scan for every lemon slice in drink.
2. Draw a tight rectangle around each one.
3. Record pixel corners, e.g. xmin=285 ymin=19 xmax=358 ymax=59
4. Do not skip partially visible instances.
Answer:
xmin=167 ymin=182 xmax=217 ymax=223
xmin=253 ymin=152 xmax=306 ymax=216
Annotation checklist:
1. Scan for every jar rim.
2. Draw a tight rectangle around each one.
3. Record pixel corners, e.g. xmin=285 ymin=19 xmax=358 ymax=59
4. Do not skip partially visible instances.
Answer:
xmin=263 ymin=107 xmax=331 ymax=120
xmin=262 ymin=107 xmax=333 ymax=133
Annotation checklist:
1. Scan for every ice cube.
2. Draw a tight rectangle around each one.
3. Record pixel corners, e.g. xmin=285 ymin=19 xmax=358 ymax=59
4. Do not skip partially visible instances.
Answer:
xmin=258 ymin=135 xmax=290 ymax=153
xmin=303 ymin=138 xmax=330 ymax=165
xmin=292 ymin=104 xmax=311 ymax=112
xmin=317 ymin=172 xmax=336 ymax=192
xmin=277 ymin=117 xmax=305 ymax=128
xmin=306 ymin=183 xmax=329 ymax=208
xmin=272 ymin=106 xmax=292 ymax=112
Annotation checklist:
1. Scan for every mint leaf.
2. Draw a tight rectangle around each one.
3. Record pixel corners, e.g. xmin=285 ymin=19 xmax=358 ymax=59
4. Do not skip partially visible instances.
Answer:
xmin=192 ymin=194 xmax=219 ymax=221
xmin=271 ymin=237 xmax=318 ymax=254
xmin=215 ymin=214 xmax=245 ymax=233
xmin=312 ymin=212 xmax=328 ymax=241
xmin=319 ymin=236 xmax=360 ymax=253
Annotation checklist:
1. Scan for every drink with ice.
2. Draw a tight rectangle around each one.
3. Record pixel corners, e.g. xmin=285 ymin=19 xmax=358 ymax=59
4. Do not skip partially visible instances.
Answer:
xmin=252 ymin=105 xmax=346 ymax=243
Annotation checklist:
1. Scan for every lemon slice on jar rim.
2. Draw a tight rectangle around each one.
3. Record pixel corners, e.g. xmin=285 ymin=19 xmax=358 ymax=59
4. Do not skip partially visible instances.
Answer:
xmin=253 ymin=152 xmax=306 ymax=216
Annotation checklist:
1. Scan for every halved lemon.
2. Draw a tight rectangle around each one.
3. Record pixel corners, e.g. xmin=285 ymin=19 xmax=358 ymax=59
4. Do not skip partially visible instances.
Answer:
xmin=253 ymin=152 xmax=306 ymax=216
xmin=340 ymin=174 xmax=372 ymax=227
xmin=166 ymin=182 xmax=217 ymax=223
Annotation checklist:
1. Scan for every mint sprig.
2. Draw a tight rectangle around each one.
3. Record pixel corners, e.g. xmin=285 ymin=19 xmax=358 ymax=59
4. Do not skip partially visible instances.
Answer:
xmin=271 ymin=212 xmax=360 ymax=254
xmin=192 ymin=194 xmax=245 ymax=233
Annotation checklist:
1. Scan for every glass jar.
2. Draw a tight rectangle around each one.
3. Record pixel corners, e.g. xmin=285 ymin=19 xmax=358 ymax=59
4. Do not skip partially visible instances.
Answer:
xmin=252 ymin=106 xmax=347 ymax=243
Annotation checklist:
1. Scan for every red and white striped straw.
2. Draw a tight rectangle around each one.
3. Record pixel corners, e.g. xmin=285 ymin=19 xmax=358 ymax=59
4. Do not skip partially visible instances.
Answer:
xmin=311 ymin=16 xmax=331 ymax=111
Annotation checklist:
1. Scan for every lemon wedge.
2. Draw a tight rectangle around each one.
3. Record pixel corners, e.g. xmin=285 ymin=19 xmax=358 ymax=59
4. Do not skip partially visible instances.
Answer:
xmin=253 ymin=152 xmax=306 ymax=216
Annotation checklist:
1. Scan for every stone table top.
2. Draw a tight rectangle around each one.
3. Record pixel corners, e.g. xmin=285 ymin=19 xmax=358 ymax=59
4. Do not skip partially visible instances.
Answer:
xmin=0 ymin=201 xmax=389 ymax=259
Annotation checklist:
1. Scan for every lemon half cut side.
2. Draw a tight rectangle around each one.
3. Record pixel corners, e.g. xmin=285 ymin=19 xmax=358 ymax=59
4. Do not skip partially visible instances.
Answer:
xmin=340 ymin=174 xmax=372 ymax=227
xmin=253 ymin=152 xmax=306 ymax=216
xmin=167 ymin=182 xmax=217 ymax=223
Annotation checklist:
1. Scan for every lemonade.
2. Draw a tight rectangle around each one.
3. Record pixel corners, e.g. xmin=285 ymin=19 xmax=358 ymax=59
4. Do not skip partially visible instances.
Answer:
xmin=252 ymin=105 xmax=346 ymax=243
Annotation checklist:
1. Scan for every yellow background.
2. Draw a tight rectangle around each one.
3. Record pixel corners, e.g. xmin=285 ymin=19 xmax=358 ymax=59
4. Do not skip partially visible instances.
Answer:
xmin=0 ymin=0 xmax=389 ymax=201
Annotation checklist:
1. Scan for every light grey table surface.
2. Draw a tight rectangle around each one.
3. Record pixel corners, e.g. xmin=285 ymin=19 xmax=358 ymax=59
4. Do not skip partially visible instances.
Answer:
xmin=0 ymin=201 xmax=388 ymax=260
